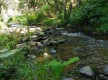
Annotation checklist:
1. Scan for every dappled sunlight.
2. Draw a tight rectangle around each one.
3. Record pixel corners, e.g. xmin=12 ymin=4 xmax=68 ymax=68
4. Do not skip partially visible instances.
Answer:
xmin=43 ymin=52 xmax=50 ymax=58
xmin=36 ymin=52 xmax=51 ymax=61
xmin=0 ymin=25 xmax=43 ymax=36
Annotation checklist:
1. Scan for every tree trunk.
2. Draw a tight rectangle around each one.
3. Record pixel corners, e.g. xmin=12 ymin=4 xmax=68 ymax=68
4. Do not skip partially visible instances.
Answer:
xmin=62 ymin=0 xmax=67 ymax=20
xmin=45 ymin=0 xmax=54 ymax=7
xmin=77 ymin=0 xmax=81 ymax=7
xmin=54 ymin=0 xmax=60 ymax=16
xmin=67 ymin=0 xmax=73 ymax=18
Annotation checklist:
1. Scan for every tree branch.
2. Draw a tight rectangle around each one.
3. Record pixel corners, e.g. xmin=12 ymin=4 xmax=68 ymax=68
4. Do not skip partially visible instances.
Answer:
xmin=45 ymin=0 xmax=54 ymax=7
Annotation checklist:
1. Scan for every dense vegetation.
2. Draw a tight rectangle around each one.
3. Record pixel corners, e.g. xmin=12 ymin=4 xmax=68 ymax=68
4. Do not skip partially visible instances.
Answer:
xmin=7 ymin=0 xmax=108 ymax=33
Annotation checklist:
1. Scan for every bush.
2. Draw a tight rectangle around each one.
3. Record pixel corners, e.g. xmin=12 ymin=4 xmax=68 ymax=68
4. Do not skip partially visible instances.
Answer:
xmin=68 ymin=0 xmax=108 ymax=33
xmin=97 ymin=24 xmax=108 ymax=33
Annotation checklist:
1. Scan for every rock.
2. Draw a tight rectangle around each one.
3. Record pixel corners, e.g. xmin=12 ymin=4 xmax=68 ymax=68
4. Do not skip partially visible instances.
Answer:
xmin=30 ymin=47 xmax=38 ymax=54
xmin=58 ymin=39 xmax=66 ymax=44
xmin=79 ymin=66 xmax=95 ymax=79
xmin=37 ymin=42 xmax=44 ymax=48
xmin=51 ymin=40 xmax=58 ymax=45
xmin=96 ymin=40 xmax=104 ymax=47
xmin=50 ymin=50 xmax=56 ymax=55
xmin=27 ymin=55 xmax=36 ymax=59
xmin=30 ymin=35 xmax=37 ymax=39
xmin=98 ymin=74 xmax=108 ymax=80
xmin=73 ymin=47 xmax=84 ymax=52
xmin=62 ymin=77 xmax=74 ymax=80
xmin=103 ymin=65 xmax=108 ymax=76
xmin=30 ymin=42 xmax=36 ymax=46
xmin=62 ymin=32 xmax=83 ymax=37
xmin=46 ymin=40 xmax=58 ymax=46
xmin=36 ymin=31 xmax=45 ymax=36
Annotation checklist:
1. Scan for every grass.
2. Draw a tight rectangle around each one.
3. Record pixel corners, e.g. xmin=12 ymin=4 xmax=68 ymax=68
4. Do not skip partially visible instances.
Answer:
xmin=0 ymin=33 xmax=58 ymax=80
xmin=0 ymin=50 xmax=59 ymax=80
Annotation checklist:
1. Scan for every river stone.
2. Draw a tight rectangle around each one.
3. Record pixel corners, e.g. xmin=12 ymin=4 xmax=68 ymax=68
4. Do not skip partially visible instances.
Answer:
xmin=50 ymin=50 xmax=56 ymax=55
xmin=16 ymin=43 xmax=27 ymax=48
xmin=30 ymin=47 xmax=38 ymax=54
xmin=103 ymin=65 xmax=108 ymax=76
xmin=37 ymin=42 xmax=44 ymax=48
xmin=98 ymin=74 xmax=108 ymax=80
xmin=62 ymin=77 xmax=74 ymax=80
xmin=27 ymin=55 xmax=36 ymax=59
xmin=79 ymin=66 xmax=95 ymax=78
xmin=50 ymin=40 xmax=58 ymax=45
xmin=73 ymin=47 xmax=84 ymax=52
xmin=30 ymin=42 xmax=36 ymax=46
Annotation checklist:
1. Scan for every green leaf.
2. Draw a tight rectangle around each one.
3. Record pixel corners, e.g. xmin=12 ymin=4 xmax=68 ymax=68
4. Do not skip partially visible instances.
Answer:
xmin=0 ymin=49 xmax=8 ymax=53
xmin=63 ymin=57 xmax=79 ymax=66
xmin=0 ymin=49 xmax=21 ymax=58
xmin=48 ymin=57 xmax=79 ymax=77
xmin=48 ymin=60 xmax=64 ymax=77
xmin=38 ymin=31 xmax=45 ymax=36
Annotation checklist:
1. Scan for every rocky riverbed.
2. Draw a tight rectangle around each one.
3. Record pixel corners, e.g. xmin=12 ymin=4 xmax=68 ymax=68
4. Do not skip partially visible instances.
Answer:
xmin=21 ymin=26 xmax=108 ymax=80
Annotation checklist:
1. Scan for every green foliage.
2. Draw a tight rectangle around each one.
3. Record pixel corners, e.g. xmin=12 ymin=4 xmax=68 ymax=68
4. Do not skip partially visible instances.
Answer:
xmin=0 ymin=34 xmax=20 ymax=49
xmin=0 ymin=49 xmax=8 ymax=53
xmin=43 ymin=18 xmax=59 ymax=26
xmin=8 ymin=15 xmax=27 ymax=25
xmin=69 ymin=8 xmax=83 ymax=26
xmin=34 ymin=4 xmax=50 ymax=25
xmin=48 ymin=57 xmax=79 ymax=77
xmin=68 ymin=0 xmax=108 ymax=33
xmin=48 ymin=59 xmax=64 ymax=77
xmin=0 ymin=48 xmax=22 ymax=58
xmin=9 ymin=4 xmax=50 ymax=26
xmin=0 ymin=52 xmax=57 ymax=80
xmin=97 ymin=24 xmax=108 ymax=33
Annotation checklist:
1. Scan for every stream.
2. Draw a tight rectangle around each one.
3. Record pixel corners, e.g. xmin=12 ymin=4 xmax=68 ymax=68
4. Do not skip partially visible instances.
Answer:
xmin=39 ymin=27 xmax=108 ymax=80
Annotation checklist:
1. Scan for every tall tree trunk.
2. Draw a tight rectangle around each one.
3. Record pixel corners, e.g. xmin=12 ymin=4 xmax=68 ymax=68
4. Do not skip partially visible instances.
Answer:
xmin=77 ymin=0 xmax=81 ymax=7
xmin=0 ymin=6 xmax=1 ymax=14
xmin=62 ymin=0 xmax=67 ymax=20
xmin=54 ymin=0 xmax=60 ymax=16
xmin=67 ymin=0 xmax=73 ymax=18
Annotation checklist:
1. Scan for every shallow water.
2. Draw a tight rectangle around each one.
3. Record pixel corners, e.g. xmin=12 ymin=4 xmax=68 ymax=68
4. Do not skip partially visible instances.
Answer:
xmin=50 ymin=31 xmax=108 ymax=67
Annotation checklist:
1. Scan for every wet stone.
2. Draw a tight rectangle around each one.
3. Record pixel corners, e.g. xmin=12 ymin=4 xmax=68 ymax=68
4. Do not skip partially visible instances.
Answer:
xmin=72 ymin=47 xmax=84 ymax=52
xmin=30 ymin=42 xmax=36 ymax=46
xmin=98 ymin=74 xmax=108 ymax=80
xmin=37 ymin=42 xmax=44 ymax=48
xmin=27 ymin=55 xmax=36 ymax=59
xmin=79 ymin=66 xmax=95 ymax=79
xmin=103 ymin=65 xmax=108 ymax=76
xmin=30 ymin=47 xmax=38 ymax=54
xmin=62 ymin=77 xmax=74 ymax=80
xmin=50 ymin=50 xmax=56 ymax=55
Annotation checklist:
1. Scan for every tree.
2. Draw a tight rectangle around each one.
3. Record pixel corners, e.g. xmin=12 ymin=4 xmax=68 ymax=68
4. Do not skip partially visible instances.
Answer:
xmin=77 ymin=0 xmax=81 ymax=7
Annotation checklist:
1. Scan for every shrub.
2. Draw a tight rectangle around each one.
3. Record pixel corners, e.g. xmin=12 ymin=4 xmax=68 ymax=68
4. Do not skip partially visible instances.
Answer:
xmin=68 ymin=0 xmax=108 ymax=33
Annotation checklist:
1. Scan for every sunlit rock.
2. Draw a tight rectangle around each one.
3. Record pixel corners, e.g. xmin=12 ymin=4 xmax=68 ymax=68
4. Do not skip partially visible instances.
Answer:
xmin=43 ymin=52 xmax=50 ymax=58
